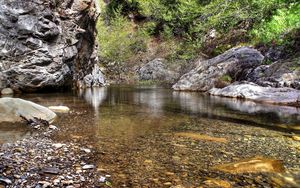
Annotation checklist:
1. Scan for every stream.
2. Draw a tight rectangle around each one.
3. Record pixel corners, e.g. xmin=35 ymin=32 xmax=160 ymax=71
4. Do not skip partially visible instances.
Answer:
xmin=1 ymin=85 xmax=300 ymax=187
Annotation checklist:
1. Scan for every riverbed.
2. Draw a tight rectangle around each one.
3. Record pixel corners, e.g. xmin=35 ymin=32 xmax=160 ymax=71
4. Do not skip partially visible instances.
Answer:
xmin=1 ymin=85 xmax=300 ymax=187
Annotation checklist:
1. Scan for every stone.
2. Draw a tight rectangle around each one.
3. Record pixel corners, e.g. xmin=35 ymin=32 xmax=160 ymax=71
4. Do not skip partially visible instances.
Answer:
xmin=53 ymin=143 xmax=65 ymax=149
xmin=0 ymin=0 xmax=104 ymax=91
xmin=1 ymin=88 xmax=14 ymax=95
xmin=0 ymin=98 xmax=57 ymax=123
xmin=173 ymin=47 xmax=264 ymax=91
xmin=292 ymin=136 xmax=300 ymax=141
xmin=42 ymin=167 xmax=60 ymax=175
xmin=48 ymin=106 xmax=70 ymax=113
xmin=49 ymin=125 xmax=58 ymax=130
xmin=247 ymin=57 xmax=300 ymax=89
xmin=138 ymin=58 xmax=180 ymax=84
xmin=0 ymin=177 xmax=12 ymax=184
xmin=175 ymin=132 xmax=228 ymax=143
xmin=209 ymin=82 xmax=300 ymax=106
xmin=82 ymin=165 xmax=95 ymax=170
xmin=214 ymin=156 xmax=285 ymax=174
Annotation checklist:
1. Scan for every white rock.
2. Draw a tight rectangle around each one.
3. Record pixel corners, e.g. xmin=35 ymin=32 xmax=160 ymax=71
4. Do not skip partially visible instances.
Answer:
xmin=52 ymin=143 xmax=65 ymax=149
xmin=82 ymin=164 xmax=95 ymax=170
xmin=49 ymin=125 xmax=58 ymax=130
xmin=81 ymin=148 xmax=91 ymax=153
xmin=48 ymin=106 xmax=70 ymax=113
xmin=1 ymin=88 xmax=13 ymax=95
xmin=0 ymin=98 xmax=57 ymax=123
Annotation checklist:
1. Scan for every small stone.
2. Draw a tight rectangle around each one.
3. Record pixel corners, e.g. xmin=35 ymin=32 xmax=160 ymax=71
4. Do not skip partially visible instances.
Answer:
xmin=144 ymin=159 xmax=152 ymax=164
xmin=81 ymin=148 xmax=91 ymax=153
xmin=163 ymin=182 xmax=172 ymax=186
xmin=49 ymin=125 xmax=58 ymax=130
xmin=82 ymin=164 xmax=95 ymax=170
xmin=1 ymin=88 xmax=13 ymax=95
xmin=99 ymin=176 xmax=106 ymax=183
xmin=42 ymin=167 xmax=60 ymax=175
xmin=292 ymin=136 xmax=300 ymax=141
xmin=34 ymin=125 xmax=41 ymax=129
xmin=0 ymin=177 xmax=12 ymax=184
xmin=48 ymin=106 xmax=70 ymax=113
xmin=53 ymin=143 xmax=65 ymax=149
xmin=38 ymin=181 xmax=51 ymax=188
xmin=53 ymin=179 xmax=60 ymax=186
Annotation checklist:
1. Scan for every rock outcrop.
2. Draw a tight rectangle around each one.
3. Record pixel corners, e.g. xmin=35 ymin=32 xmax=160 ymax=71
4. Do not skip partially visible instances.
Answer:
xmin=0 ymin=0 xmax=105 ymax=92
xmin=0 ymin=98 xmax=57 ymax=123
xmin=247 ymin=57 xmax=300 ymax=89
xmin=209 ymin=82 xmax=300 ymax=106
xmin=138 ymin=58 xmax=180 ymax=84
xmin=172 ymin=47 xmax=264 ymax=91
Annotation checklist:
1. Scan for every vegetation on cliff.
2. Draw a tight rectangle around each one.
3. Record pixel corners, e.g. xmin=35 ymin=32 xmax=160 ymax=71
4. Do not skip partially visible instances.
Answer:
xmin=96 ymin=0 xmax=299 ymax=69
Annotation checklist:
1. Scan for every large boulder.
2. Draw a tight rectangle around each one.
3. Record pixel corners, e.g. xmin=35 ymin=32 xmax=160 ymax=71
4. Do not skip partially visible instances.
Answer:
xmin=138 ymin=58 xmax=180 ymax=84
xmin=0 ymin=98 xmax=57 ymax=123
xmin=209 ymin=82 xmax=300 ymax=106
xmin=172 ymin=47 xmax=264 ymax=91
xmin=247 ymin=57 xmax=300 ymax=89
xmin=0 ymin=0 xmax=105 ymax=92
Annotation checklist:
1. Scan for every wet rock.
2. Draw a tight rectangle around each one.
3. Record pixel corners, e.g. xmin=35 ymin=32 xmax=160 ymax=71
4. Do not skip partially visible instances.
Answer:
xmin=1 ymin=88 xmax=14 ymax=95
xmin=0 ymin=98 xmax=57 ymax=123
xmin=214 ymin=156 xmax=285 ymax=174
xmin=209 ymin=82 xmax=300 ymax=106
xmin=173 ymin=47 xmax=264 ymax=91
xmin=175 ymin=132 xmax=228 ymax=143
xmin=48 ymin=106 xmax=70 ymax=113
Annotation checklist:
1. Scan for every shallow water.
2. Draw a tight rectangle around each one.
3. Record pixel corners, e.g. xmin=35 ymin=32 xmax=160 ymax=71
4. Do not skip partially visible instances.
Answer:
xmin=1 ymin=85 xmax=300 ymax=186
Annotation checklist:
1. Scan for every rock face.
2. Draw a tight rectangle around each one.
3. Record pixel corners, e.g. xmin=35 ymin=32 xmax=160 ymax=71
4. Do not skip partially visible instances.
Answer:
xmin=209 ymin=82 xmax=300 ymax=106
xmin=0 ymin=98 xmax=57 ymax=123
xmin=247 ymin=57 xmax=300 ymax=89
xmin=172 ymin=47 xmax=264 ymax=91
xmin=138 ymin=58 xmax=180 ymax=84
xmin=0 ymin=0 xmax=105 ymax=92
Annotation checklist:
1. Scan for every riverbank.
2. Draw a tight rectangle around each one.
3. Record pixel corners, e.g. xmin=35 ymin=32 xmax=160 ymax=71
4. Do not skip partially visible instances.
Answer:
xmin=0 ymin=126 xmax=110 ymax=187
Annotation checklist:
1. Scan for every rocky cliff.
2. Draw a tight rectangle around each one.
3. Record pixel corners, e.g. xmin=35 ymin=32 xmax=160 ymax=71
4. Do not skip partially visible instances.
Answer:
xmin=0 ymin=0 xmax=105 ymax=92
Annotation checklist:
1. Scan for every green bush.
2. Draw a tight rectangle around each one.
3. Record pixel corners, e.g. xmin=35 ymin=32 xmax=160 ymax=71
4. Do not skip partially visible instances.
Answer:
xmin=96 ymin=10 xmax=148 ymax=63
xmin=252 ymin=3 xmax=300 ymax=44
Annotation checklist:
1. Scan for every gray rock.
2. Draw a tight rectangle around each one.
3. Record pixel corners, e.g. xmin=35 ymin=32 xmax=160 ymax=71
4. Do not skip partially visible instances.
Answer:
xmin=138 ymin=58 xmax=180 ymax=84
xmin=1 ymin=88 xmax=14 ymax=95
xmin=247 ymin=57 xmax=300 ymax=89
xmin=0 ymin=0 xmax=104 ymax=92
xmin=209 ymin=82 xmax=300 ymax=106
xmin=0 ymin=97 xmax=57 ymax=123
xmin=172 ymin=47 xmax=264 ymax=91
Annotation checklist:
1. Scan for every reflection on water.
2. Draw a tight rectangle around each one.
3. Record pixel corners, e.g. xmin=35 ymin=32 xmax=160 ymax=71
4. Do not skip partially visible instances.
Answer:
xmin=79 ymin=87 xmax=107 ymax=110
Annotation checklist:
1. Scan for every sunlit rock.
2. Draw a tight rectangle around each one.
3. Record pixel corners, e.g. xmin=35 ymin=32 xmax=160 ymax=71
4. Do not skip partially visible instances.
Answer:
xmin=214 ymin=157 xmax=285 ymax=174
xmin=0 ymin=98 xmax=56 ymax=123
xmin=209 ymin=82 xmax=300 ymax=106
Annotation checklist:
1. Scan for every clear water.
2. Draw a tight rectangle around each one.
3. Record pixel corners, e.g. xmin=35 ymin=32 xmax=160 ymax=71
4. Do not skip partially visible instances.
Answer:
xmin=1 ymin=85 xmax=300 ymax=186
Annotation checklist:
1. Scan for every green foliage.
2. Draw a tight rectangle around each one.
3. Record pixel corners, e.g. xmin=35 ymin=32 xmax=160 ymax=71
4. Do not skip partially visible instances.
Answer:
xmin=96 ymin=10 xmax=148 ymax=63
xmin=99 ymin=0 xmax=300 ymax=61
xmin=252 ymin=3 xmax=300 ymax=44
xmin=220 ymin=75 xmax=233 ymax=83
